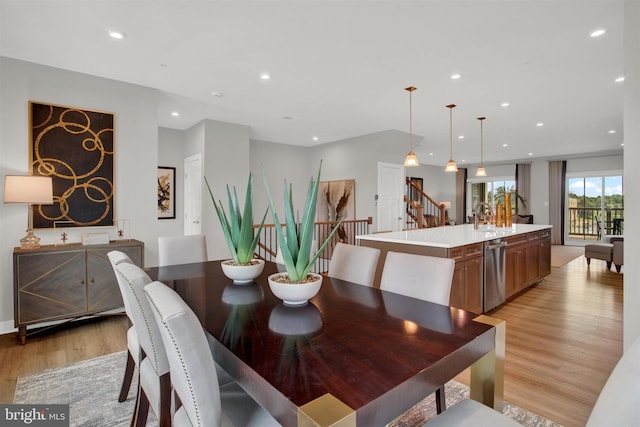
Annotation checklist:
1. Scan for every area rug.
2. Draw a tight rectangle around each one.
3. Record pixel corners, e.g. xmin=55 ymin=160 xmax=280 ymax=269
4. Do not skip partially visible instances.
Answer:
xmin=14 ymin=352 xmax=561 ymax=426
xmin=551 ymin=244 xmax=584 ymax=267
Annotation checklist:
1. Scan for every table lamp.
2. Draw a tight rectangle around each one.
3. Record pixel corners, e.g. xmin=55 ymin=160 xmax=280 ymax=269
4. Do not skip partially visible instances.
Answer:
xmin=4 ymin=175 xmax=54 ymax=249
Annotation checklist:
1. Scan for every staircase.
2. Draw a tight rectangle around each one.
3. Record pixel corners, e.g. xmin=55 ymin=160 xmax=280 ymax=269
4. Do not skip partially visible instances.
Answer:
xmin=405 ymin=177 xmax=446 ymax=229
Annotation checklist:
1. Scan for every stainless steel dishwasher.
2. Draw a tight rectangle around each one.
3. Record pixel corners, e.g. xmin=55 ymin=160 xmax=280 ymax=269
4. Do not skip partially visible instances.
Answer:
xmin=484 ymin=238 xmax=507 ymax=312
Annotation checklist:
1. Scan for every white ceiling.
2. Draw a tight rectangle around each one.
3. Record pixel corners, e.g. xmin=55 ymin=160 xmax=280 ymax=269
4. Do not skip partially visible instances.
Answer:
xmin=0 ymin=0 xmax=625 ymax=167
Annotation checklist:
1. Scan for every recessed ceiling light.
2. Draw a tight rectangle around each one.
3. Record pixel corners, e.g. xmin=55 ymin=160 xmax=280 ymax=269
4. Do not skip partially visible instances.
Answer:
xmin=608 ymin=130 xmax=616 ymax=134
xmin=615 ymin=76 xmax=625 ymax=83
xmin=260 ymin=73 xmax=271 ymax=80
xmin=312 ymin=136 xmax=319 ymax=141
xmin=429 ymin=152 xmax=434 ymax=156
xmin=108 ymin=29 xmax=127 ymax=40
xmin=621 ymin=143 xmax=625 ymax=147
xmin=590 ymin=28 xmax=606 ymax=38
xmin=458 ymin=135 xmax=464 ymax=140
xmin=461 ymin=159 xmax=466 ymax=163
xmin=501 ymin=102 xmax=510 ymax=107
xmin=536 ymin=122 xmax=544 ymax=127
xmin=528 ymin=153 xmax=533 ymax=156
xmin=171 ymin=111 xmax=179 ymax=117
xmin=450 ymin=73 xmax=461 ymax=80
xmin=502 ymin=143 xmax=508 ymax=147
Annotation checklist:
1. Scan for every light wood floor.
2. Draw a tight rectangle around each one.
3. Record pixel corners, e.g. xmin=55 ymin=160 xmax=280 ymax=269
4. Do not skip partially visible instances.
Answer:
xmin=0 ymin=254 xmax=623 ymax=427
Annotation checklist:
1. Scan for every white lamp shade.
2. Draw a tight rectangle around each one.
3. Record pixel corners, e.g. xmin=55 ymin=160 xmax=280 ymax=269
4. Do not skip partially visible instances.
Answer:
xmin=444 ymin=160 xmax=458 ymax=172
xmin=404 ymin=151 xmax=419 ymax=167
xmin=475 ymin=165 xmax=487 ymax=177
xmin=4 ymin=175 xmax=54 ymax=204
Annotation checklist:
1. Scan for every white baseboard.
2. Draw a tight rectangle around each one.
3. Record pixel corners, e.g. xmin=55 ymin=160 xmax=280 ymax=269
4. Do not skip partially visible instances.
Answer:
xmin=0 ymin=320 xmax=17 ymax=336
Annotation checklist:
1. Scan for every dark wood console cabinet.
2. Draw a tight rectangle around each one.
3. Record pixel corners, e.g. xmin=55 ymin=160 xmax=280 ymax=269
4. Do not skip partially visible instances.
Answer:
xmin=13 ymin=239 xmax=144 ymax=344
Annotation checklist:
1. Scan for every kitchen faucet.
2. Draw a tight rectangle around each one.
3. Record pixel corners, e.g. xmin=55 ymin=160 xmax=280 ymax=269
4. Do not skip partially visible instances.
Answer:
xmin=474 ymin=202 xmax=494 ymax=230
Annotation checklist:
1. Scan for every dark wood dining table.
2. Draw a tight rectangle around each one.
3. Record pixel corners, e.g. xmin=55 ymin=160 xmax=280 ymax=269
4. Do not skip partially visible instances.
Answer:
xmin=147 ymin=260 xmax=505 ymax=427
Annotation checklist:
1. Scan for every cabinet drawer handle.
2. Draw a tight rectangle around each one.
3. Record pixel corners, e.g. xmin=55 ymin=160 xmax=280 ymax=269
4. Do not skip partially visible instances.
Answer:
xmin=90 ymin=278 xmax=95 ymax=283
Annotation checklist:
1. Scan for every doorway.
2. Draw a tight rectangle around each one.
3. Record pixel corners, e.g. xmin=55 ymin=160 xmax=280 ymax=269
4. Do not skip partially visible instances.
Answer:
xmin=183 ymin=154 xmax=203 ymax=235
xmin=377 ymin=162 xmax=405 ymax=232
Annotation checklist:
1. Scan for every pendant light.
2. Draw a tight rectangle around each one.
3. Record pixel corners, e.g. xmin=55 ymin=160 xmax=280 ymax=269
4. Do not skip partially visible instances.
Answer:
xmin=444 ymin=104 xmax=458 ymax=172
xmin=475 ymin=117 xmax=487 ymax=177
xmin=404 ymin=86 xmax=419 ymax=167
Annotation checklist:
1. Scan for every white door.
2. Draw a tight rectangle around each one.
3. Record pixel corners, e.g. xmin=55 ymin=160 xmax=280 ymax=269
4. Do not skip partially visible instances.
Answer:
xmin=377 ymin=162 xmax=405 ymax=232
xmin=184 ymin=154 xmax=203 ymax=235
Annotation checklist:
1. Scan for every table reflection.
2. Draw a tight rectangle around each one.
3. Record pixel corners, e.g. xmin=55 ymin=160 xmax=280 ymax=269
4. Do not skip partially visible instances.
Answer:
xmin=268 ymin=303 xmax=323 ymax=336
xmin=382 ymin=292 xmax=454 ymax=334
xmin=330 ymin=280 xmax=381 ymax=308
xmin=220 ymin=283 xmax=264 ymax=351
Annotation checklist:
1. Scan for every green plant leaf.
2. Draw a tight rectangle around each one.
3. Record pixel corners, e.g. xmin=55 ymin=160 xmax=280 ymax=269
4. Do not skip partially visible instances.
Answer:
xmin=262 ymin=160 xmax=342 ymax=283
xmin=206 ymin=173 xmax=263 ymax=265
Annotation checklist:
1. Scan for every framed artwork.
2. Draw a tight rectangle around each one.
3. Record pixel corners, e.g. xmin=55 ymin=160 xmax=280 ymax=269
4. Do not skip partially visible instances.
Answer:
xmin=316 ymin=179 xmax=356 ymax=257
xmin=158 ymin=166 xmax=176 ymax=219
xmin=30 ymin=101 xmax=115 ymax=228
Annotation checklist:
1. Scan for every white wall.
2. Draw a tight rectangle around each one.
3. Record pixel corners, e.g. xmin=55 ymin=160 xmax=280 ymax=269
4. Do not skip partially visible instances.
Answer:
xmin=566 ymin=155 xmax=624 ymax=174
xmin=157 ymin=127 xmax=186 ymax=247
xmin=307 ymin=130 xmax=457 ymax=231
xmin=250 ymin=139 xmax=310 ymax=221
xmin=530 ymin=159 xmax=549 ymax=225
xmin=202 ymin=119 xmax=251 ymax=261
xmin=0 ymin=58 xmax=160 ymax=331
xmin=623 ymin=0 xmax=639 ymax=350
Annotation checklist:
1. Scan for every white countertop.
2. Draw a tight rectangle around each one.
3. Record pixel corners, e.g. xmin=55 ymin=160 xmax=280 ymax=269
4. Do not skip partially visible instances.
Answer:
xmin=356 ymin=223 xmax=552 ymax=249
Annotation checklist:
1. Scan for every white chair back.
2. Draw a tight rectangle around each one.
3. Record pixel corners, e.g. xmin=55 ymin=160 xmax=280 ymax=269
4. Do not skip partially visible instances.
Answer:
xmin=158 ymin=234 xmax=208 ymax=266
xmin=380 ymin=251 xmax=455 ymax=306
xmin=115 ymin=262 xmax=169 ymax=377
xmin=144 ymin=281 xmax=222 ymax=426
xmin=328 ymin=243 xmax=380 ymax=287
xmin=107 ymin=251 xmax=134 ymax=319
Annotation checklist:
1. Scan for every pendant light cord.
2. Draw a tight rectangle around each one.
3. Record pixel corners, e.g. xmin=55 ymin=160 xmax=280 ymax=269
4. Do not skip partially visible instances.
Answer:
xmin=480 ymin=117 xmax=484 ymax=164
xmin=410 ymin=89 xmax=413 ymax=151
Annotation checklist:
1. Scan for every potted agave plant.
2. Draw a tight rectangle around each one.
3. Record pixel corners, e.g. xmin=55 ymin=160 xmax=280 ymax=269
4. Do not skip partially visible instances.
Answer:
xmin=262 ymin=160 xmax=342 ymax=305
xmin=205 ymin=173 xmax=268 ymax=284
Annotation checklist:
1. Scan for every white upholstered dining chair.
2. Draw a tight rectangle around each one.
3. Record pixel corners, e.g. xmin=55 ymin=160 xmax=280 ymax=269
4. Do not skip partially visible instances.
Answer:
xmin=380 ymin=251 xmax=455 ymax=306
xmin=107 ymin=250 xmax=140 ymax=403
xmin=158 ymin=234 xmax=208 ymax=266
xmin=115 ymin=261 xmax=172 ymax=427
xmin=328 ymin=243 xmax=381 ymax=287
xmin=144 ymin=281 xmax=280 ymax=426
xmin=380 ymin=251 xmax=456 ymax=414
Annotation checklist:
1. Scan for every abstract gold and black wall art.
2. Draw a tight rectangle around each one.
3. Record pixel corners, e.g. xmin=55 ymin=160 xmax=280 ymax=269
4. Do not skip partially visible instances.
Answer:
xmin=30 ymin=101 xmax=115 ymax=228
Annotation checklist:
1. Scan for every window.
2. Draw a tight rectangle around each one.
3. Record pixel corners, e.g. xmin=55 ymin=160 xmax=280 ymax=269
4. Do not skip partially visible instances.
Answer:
xmin=468 ymin=177 xmax=516 ymax=215
xmin=566 ymin=173 xmax=623 ymax=241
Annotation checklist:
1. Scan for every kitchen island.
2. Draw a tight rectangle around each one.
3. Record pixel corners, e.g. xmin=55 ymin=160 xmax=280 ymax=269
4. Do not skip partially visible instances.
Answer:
xmin=357 ymin=223 xmax=552 ymax=313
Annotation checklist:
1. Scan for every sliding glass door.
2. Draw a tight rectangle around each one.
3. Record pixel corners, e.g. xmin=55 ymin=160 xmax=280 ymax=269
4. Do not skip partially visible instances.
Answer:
xmin=566 ymin=174 xmax=623 ymax=242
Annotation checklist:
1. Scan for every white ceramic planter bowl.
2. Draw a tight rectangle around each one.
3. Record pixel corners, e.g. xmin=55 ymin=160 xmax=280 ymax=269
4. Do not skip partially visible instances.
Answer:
xmin=267 ymin=273 xmax=322 ymax=306
xmin=221 ymin=259 xmax=265 ymax=284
